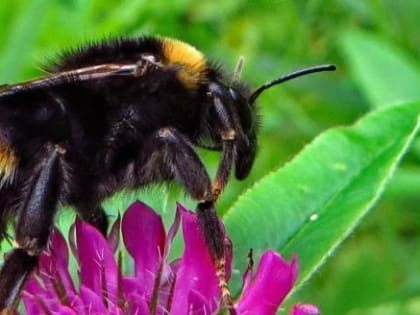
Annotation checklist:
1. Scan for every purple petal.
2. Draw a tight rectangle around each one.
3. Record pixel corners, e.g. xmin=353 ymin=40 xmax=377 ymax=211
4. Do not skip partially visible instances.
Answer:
xmin=235 ymin=251 xmax=298 ymax=315
xmin=187 ymin=290 xmax=215 ymax=315
xmin=37 ymin=229 xmax=76 ymax=298
xmin=168 ymin=259 xmax=181 ymax=285
xmin=37 ymin=254 xmax=68 ymax=303
xmin=155 ymin=262 xmax=176 ymax=314
xmin=24 ymin=275 xmax=60 ymax=311
xmin=170 ymin=205 xmax=219 ymax=314
xmin=22 ymin=292 xmax=45 ymax=314
xmin=290 ymin=303 xmax=321 ymax=315
xmin=121 ymin=276 xmax=145 ymax=299
xmin=120 ymin=277 xmax=150 ymax=315
xmin=108 ymin=214 xmax=121 ymax=253
xmin=126 ymin=296 xmax=150 ymax=315
xmin=24 ymin=276 xmax=48 ymax=297
xmin=76 ymin=219 xmax=119 ymax=305
xmin=107 ymin=301 xmax=124 ymax=315
xmin=56 ymin=306 xmax=78 ymax=315
xmin=79 ymin=285 xmax=107 ymax=314
xmin=25 ymin=229 xmax=75 ymax=308
xmin=156 ymin=208 xmax=181 ymax=312
xmin=122 ymin=201 xmax=166 ymax=297
xmin=160 ymin=261 xmax=176 ymax=287
xmin=66 ymin=292 xmax=86 ymax=315
xmin=49 ymin=228 xmax=69 ymax=267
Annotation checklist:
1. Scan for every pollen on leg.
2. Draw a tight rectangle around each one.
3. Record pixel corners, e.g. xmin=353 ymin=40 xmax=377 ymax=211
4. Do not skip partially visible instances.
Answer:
xmin=216 ymin=256 xmax=234 ymax=310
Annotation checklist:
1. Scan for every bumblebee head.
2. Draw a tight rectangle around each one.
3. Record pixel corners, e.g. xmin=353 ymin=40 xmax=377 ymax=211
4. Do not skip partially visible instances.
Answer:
xmin=204 ymin=61 xmax=336 ymax=180
xmin=203 ymin=68 xmax=259 ymax=180
xmin=228 ymin=81 xmax=259 ymax=180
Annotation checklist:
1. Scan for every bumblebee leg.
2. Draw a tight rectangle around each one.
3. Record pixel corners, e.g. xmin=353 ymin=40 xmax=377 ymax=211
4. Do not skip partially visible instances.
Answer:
xmin=149 ymin=127 xmax=213 ymax=201
xmin=0 ymin=146 xmax=62 ymax=312
xmin=0 ymin=249 xmax=38 ymax=314
xmin=210 ymin=94 xmax=238 ymax=200
xmin=213 ymin=136 xmax=235 ymax=200
xmin=196 ymin=201 xmax=231 ymax=306
xmin=147 ymin=127 xmax=224 ymax=256
xmin=196 ymin=200 xmax=233 ymax=310
xmin=209 ymin=95 xmax=244 ymax=308
xmin=147 ymin=128 xmax=232 ymax=308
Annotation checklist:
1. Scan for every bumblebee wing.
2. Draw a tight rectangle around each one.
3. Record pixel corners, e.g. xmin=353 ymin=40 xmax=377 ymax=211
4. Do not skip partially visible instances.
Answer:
xmin=0 ymin=60 xmax=157 ymax=186
xmin=0 ymin=63 xmax=142 ymax=98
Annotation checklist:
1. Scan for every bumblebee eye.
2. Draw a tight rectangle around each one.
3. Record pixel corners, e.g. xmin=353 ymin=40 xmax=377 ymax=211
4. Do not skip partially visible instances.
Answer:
xmin=229 ymin=88 xmax=238 ymax=101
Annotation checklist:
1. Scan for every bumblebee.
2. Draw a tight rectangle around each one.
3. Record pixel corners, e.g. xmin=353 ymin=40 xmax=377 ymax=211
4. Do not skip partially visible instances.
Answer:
xmin=0 ymin=36 xmax=335 ymax=312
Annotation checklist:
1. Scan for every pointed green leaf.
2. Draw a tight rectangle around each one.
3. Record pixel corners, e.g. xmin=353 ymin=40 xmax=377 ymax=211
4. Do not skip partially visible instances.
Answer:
xmin=223 ymin=102 xmax=420 ymax=292
xmin=340 ymin=30 xmax=420 ymax=107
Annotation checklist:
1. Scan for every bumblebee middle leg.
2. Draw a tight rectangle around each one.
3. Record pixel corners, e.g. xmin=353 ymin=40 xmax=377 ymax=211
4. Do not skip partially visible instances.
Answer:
xmin=0 ymin=146 xmax=63 ymax=313
xmin=140 ymin=128 xmax=231 ymax=306
xmin=141 ymin=127 xmax=226 ymax=254
xmin=139 ymin=127 xmax=214 ymax=202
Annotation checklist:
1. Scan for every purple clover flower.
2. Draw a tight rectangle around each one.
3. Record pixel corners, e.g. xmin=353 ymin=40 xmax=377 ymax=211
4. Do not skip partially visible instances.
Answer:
xmin=21 ymin=201 xmax=320 ymax=315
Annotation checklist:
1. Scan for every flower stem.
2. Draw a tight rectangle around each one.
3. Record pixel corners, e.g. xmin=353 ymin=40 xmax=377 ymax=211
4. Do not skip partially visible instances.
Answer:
xmin=150 ymin=260 xmax=164 ymax=315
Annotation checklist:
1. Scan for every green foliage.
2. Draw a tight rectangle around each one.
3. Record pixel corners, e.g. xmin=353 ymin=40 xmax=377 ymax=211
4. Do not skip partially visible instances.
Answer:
xmin=225 ymin=101 xmax=420 ymax=295
xmin=347 ymin=297 xmax=420 ymax=315
xmin=1 ymin=1 xmax=420 ymax=314
xmin=341 ymin=30 xmax=420 ymax=107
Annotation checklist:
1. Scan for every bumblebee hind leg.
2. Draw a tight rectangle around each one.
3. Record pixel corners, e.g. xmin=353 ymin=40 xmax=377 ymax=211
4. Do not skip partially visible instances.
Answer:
xmin=0 ymin=145 xmax=63 ymax=313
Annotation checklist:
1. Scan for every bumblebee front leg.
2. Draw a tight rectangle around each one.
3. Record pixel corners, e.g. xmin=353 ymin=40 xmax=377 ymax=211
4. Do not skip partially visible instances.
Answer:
xmin=0 ymin=146 xmax=62 ymax=313
xmin=202 ymin=126 xmax=236 ymax=308
xmin=209 ymin=92 xmax=240 ymax=200
xmin=206 ymin=91 xmax=248 ymax=309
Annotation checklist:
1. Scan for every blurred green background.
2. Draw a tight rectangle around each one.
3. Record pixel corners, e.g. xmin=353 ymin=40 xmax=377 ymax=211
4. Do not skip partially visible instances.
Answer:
xmin=1 ymin=1 xmax=420 ymax=314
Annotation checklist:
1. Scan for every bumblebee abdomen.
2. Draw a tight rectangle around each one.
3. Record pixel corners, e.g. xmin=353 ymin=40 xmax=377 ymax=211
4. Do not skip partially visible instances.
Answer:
xmin=0 ymin=137 xmax=16 ymax=188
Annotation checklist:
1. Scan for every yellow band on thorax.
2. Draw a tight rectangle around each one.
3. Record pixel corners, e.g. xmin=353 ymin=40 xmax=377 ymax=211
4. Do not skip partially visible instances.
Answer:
xmin=161 ymin=38 xmax=208 ymax=89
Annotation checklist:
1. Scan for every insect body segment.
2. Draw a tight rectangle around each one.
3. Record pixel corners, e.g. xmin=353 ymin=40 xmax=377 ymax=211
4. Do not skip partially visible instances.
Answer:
xmin=0 ymin=35 xmax=335 ymax=313
xmin=0 ymin=139 xmax=16 ymax=188
xmin=161 ymin=38 xmax=208 ymax=89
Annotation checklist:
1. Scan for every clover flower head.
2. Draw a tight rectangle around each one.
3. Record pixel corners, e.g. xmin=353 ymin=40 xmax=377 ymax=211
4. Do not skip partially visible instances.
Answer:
xmin=22 ymin=201 xmax=320 ymax=315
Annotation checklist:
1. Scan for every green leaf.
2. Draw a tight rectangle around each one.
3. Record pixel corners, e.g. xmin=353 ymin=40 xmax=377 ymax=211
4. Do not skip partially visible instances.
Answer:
xmin=223 ymin=101 xmax=420 ymax=293
xmin=341 ymin=30 xmax=420 ymax=107
xmin=385 ymin=166 xmax=420 ymax=198
xmin=0 ymin=0 xmax=49 ymax=82
xmin=346 ymin=297 xmax=420 ymax=315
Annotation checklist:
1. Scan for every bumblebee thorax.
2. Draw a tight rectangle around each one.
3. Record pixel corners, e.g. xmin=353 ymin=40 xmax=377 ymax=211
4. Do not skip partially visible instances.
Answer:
xmin=161 ymin=38 xmax=208 ymax=89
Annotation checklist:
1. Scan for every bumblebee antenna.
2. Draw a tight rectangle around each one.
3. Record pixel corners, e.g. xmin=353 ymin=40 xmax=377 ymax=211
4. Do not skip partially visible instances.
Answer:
xmin=249 ymin=64 xmax=336 ymax=104
xmin=232 ymin=56 xmax=245 ymax=82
